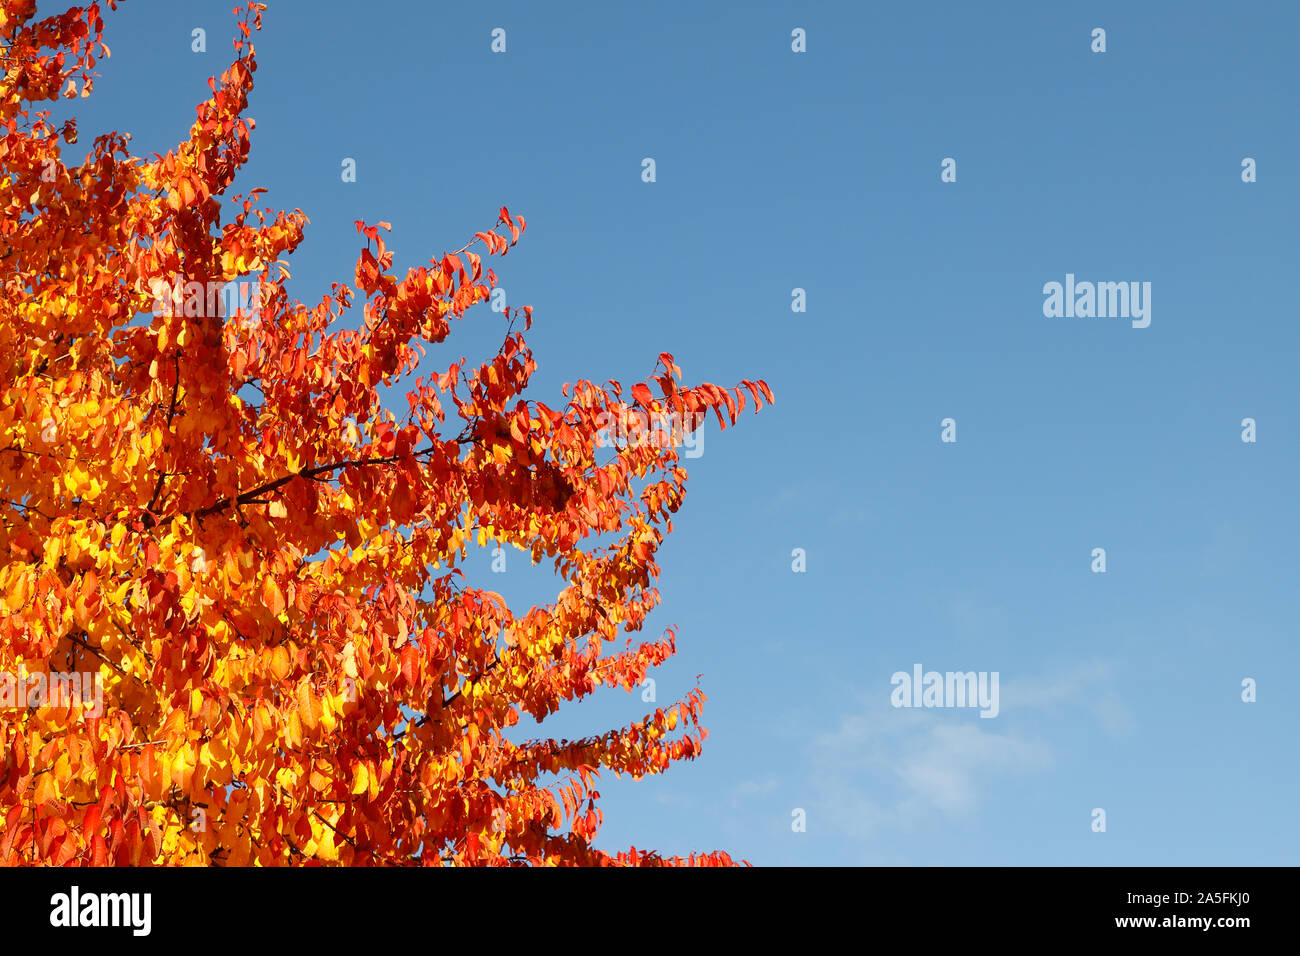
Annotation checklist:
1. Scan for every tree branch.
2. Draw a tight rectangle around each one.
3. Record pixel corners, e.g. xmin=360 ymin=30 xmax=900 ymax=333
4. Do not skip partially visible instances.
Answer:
xmin=187 ymin=445 xmax=439 ymax=521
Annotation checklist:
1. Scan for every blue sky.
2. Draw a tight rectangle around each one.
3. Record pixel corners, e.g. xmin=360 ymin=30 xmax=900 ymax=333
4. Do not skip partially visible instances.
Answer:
xmin=58 ymin=0 xmax=1299 ymax=864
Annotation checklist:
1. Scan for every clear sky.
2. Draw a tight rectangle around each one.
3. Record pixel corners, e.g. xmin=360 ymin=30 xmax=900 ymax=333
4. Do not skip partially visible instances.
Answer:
xmin=57 ymin=0 xmax=1300 ymax=865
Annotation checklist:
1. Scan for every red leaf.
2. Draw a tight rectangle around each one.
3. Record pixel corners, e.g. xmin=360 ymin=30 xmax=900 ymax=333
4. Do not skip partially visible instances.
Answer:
xmin=400 ymin=643 xmax=418 ymax=686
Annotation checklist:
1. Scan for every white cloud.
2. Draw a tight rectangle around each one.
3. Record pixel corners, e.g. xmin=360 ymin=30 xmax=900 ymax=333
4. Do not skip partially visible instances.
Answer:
xmin=1001 ymin=660 xmax=1136 ymax=736
xmin=802 ymin=660 xmax=1135 ymax=845
xmin=809 ymin=702 xmax=1051 ymax=836
xmin=1001 ymin=660 xmax=1113 ymax=709
xmin=894 ymin=722 xmax=1051 ymax=813
xmin=1094 ymin=692 xmax=1135 ymax=735
xmin=729 ymin=777 xmax=780 ymax=803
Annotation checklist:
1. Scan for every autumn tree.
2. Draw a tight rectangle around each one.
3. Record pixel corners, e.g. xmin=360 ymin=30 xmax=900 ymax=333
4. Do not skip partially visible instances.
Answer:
xmin=0 ymin=1 xmax=772 ymax=866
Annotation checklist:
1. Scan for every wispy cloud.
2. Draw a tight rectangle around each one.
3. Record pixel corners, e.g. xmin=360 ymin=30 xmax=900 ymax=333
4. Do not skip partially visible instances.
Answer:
xmin=1001 ymin=660 xmax=1113 ymax=709
xmin=729 ymin=777 xmax=780 ymax=808
xmin=1002 ymin=660 xmax=1136 ymax=735
xmin=807 ymin=658 xmax=1134 ymax=843
xmin=808 ymin=702 xmax=1051 ymax=838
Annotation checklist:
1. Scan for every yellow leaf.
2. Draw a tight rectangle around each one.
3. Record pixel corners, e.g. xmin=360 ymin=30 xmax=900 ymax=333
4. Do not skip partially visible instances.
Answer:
xmin=163 ymin=707 xmax=187 ymax=740
xmin=315 ymin=828 xmax=339 ymax=861
xmin=34 ymin=771 xmax=56 ymax=805
xmin=4 ymin=569 xmax=29 ymax=612
xmin=318 ymin=694 xmax=337 ymax=732
xmin=223 ymin=551 xmax=243 ymax=585
xmin=171 ymin=747 xmax=189 ymax=788
xmin=351 ymin=762 xmax=368 ymax=796
xmin=251 ymin=704 xmax=269 ymax=745
xmin=208 ymin=735 xmax=230 ymax=769
xmin=269 ymin=644 xmax=290 ymax=681
xmin=262 ymin=576 xmax=285 ymax=616
xmin=297 ymin=682 xmax=318 ymax=731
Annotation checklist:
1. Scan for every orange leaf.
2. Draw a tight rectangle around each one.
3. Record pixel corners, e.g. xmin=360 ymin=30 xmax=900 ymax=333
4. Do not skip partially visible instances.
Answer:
xmin=262 ymin=576 xmax=285 ymax=616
